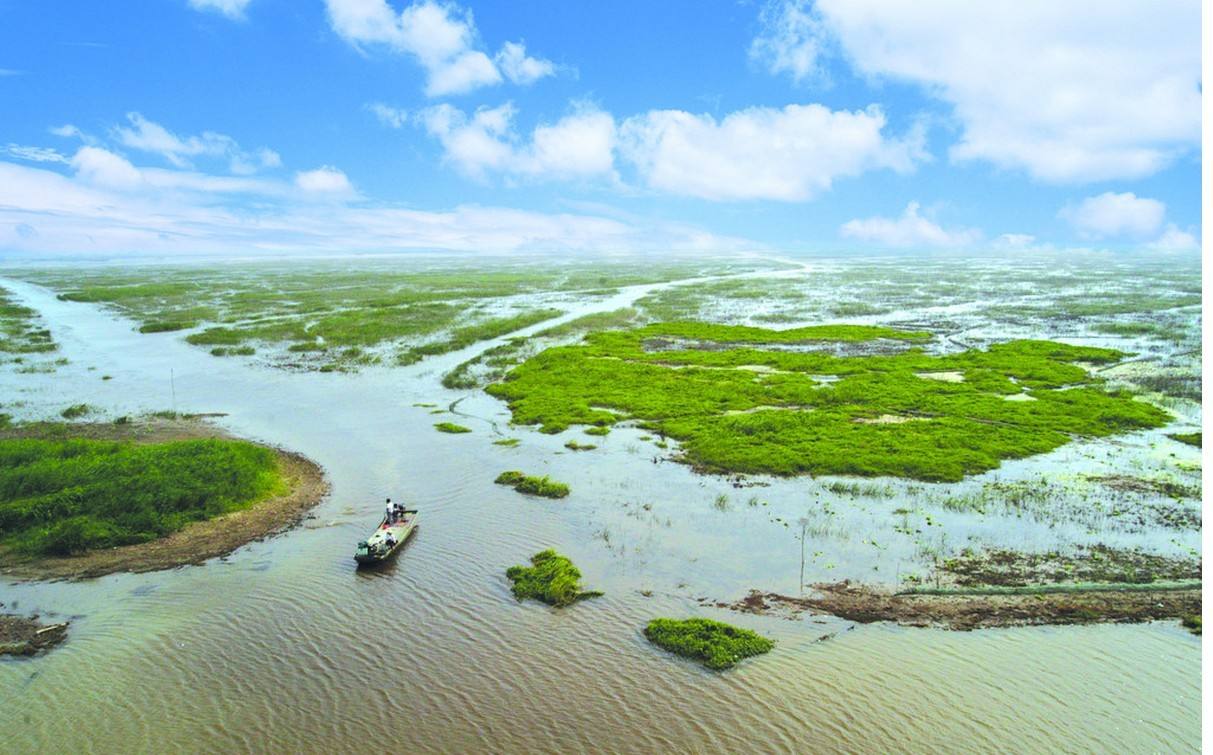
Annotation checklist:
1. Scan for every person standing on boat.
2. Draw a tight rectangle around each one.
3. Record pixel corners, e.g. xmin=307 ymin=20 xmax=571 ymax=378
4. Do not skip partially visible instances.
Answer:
xmin=385 ymin=498 xmax=395 ymax=524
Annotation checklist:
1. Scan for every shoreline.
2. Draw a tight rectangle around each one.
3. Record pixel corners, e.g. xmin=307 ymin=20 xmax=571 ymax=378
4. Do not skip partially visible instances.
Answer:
xmin=718 ymin=582 xmax=1202 ymax=631
xmin=0 ymin=418 xmax=330 ymax=582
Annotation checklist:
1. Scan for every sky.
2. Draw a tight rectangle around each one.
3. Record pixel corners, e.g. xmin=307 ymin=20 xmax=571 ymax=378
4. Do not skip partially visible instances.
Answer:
xmin=0 ymin=0 xmax=1202 ymax=259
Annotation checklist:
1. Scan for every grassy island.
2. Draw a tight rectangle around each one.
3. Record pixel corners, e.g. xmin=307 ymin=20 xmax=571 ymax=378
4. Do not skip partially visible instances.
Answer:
xmin=487 ymin=322 xmax=1169 ymax=481
xmin=505 ymin=549 xmax=602 ymax=607
xmin=0 ymin=436 xmax=285 ymax=556
xmin=494 ymin=471 xmax=570 ymax=498
xmin=434 ymin=422 xmax=472 ymax=434
xmin=643 ymin=617 xmax=774 ymax=670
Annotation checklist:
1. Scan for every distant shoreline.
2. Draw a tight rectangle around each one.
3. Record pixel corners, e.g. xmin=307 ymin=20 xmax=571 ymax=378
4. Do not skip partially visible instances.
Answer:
xmin=0 ymin=418 xmax=329 ymax=582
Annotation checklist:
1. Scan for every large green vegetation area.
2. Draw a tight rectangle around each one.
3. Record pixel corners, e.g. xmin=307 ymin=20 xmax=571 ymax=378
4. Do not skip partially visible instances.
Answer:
xmin=488 ymin=322 xmax=1170 ymax=481
xmin=643 ymin=617 xmax=774 ymax=670
xmin=505 ymin=549 xmax=602 ymax=607
xmin=0 ymin=436 xmax=284 ymax=556
xmin=16 ymin=259 xmax=777 ymax=372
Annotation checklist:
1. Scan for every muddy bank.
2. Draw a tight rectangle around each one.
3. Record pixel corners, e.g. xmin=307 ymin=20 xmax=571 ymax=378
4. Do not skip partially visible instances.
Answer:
xmin=0 ymin=418 xmax=329 ymax=581
xmin=0 ymin=612 xmax=68 ymax=656
xmin=719 ymin=583 xmax=1202 ymax=631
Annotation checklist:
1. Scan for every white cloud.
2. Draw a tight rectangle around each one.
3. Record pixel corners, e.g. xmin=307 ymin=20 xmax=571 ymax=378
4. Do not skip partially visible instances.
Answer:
xmin=1147 ymin=224 xmax=1199 ymax=251
xmin=840 ymin=202 xmax=981 ymax=248
xmin=324 ymin=0 xmax=554 ymax=96
xmin=766 ymin=0 xmax=1200 ymax=182
xmin=618 ymin=103 xmax=923 ymax=201
xmin=993 ymin=233 xmax=1037 ymax=250
xmin=1059 ymin=192 xmax=1165 ymax=239
xmin=112 ymin=112 xmax=279 ymax=174
xmin=750 ymin=0 xmax=828 ymax=84
xmin=3 ymin=144 xmax=69 ymax=164
xmin=0 ymin=158 xmax=750 ymax=257
xmin=187 ymin=0 xmax=252 ymax=20
xmin=295 ymin=166 xmax=356 ymax=195
xmin=71 ymin=146 xmax=144 ymax=190
xmin=421 ymin=102 xmax=616 ymax=181
xmin=496 ymin=41 xmax=555 ymax=85
xmin=366 ymin=102 xmax=410 ymax=128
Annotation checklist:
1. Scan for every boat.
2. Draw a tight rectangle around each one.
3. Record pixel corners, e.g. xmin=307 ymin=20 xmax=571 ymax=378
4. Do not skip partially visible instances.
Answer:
xmin=354 ymin=507 xmax=419 ymax=566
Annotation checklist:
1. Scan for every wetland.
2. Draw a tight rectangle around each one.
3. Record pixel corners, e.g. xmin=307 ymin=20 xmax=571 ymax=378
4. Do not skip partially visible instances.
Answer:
xmin=0 ymin=253 xmax=1201 ymax=752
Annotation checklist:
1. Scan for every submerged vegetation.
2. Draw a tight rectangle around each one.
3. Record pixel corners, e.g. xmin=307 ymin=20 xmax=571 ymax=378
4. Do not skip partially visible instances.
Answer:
xmin=494 ymin=471 xmax=570 ymax=498
xmin=0 ymin=435 xmax=284 ymax=557
xmin=505 ymin=549 xmax=602 ymax=607
xmin=643 ymin=617 xmax=774 ymax=670
xmin=488 ymin=322 xmax=1168 ymax=481
xmin=0 ymin=286 xmax=58 ymax=372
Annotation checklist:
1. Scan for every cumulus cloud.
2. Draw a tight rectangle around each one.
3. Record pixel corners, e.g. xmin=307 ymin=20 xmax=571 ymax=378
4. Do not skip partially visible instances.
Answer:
xmin=618 ymin=103 xmax=924 ymax=201
xmin=750 ymin=0 xmax=829 ymax=84
xmin=757 ymin=0 xmax=1200 ymax=182
xmin=324 ymin=0 xmax=554 ymax=96
xmin=187 ymin=0 xmax=253 ymax=19
xmin=1059 ymin=192 xmax=1166 ymax=239
xmin=0 ymin=158 xmax=750 ymax=257
xmin=294 ymin=166 xmax=356 ymax=196
xmin=421 ymin=102 xmax=616 ymax=181
xmin=1148 ymin=224 xmax=1199 ymax=251
xmin=112 ymin=112 xmax=280 ymax=174
xmin=840 ymin=202 xmax=981 ymax=248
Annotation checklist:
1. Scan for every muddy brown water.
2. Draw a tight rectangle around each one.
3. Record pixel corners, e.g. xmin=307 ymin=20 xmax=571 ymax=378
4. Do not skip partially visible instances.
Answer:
xmin=0 ymin=270 xmax=1200 ymax=753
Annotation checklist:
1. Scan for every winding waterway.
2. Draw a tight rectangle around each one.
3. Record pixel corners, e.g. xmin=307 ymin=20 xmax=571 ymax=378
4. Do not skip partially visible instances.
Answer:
xmin=0 ymin=270 xmax=1200 ymax=753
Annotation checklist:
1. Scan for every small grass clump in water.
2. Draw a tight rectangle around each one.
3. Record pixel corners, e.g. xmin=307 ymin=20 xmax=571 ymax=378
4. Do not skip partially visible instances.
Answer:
xmin=0 ymin=436 xmax=284 ymax=556
xmin=1169 ymin=432 xmax=1201 ymax=448
xmin=434 ymin=422 xmax=472 ymax=434
xmin=493 ymin=438 xmax=521 ymax=447
xmin=494 ymin=471 xmax=570 ymax=498
xmin=564 ymin=440 xmax=596 ymax=451
xmin=584 ymin=426 xmax=610 ymax=436
xmin=643 ymin=617 xmax=774 ymax=670
xmin=505 ymin=549 xmax=602 ymax=607
xmin=60 ymin=404 xmax=92 ymax=420
xmin=1181 ymin=615 xmax=1201 ymax=635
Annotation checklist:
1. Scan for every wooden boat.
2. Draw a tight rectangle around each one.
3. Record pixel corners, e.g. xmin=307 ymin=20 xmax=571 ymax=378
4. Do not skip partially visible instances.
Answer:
xmin=354 ymin=508 xmax=418 ymax=566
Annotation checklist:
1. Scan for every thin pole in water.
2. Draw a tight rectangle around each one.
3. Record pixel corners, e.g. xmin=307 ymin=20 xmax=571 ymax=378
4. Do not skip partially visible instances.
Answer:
xmin=798 ymin=516 xmax=808 ymax=596
xmin=170 ymin=368 xmax=176 ymax=413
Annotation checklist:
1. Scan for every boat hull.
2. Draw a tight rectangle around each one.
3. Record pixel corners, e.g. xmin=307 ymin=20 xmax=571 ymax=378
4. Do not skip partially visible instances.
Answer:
xmin=354 ymin=510 xmax=418 ymax=566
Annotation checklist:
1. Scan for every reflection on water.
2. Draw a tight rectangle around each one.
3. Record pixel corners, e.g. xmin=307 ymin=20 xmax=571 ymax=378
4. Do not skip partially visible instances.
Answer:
xmin=0 ymin=272 xmax=1200 ymax=753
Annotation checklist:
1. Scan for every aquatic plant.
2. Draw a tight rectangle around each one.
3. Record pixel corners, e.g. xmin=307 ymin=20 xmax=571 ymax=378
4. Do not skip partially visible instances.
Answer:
xmin=643 ymin=617 xmax=774 ymax=670
xmin=60 ymin=404 xmax=91 ymax=420
xmin=1169 ymin=432 xmax=1201 ymax=448
xmin=1181 ymin=615 xmax=1202 ymax=635
xmin=138 ymin=320 xmax=195 ymax=333
xmin=486 ymin=322 xmax=1169 ymax=481
xmin=494 ymin=471 xmax=570 ymax=498
xmin=493 ymin=438 xmax=521 ymax=447
xmin=0 ymin=437 xmax=284 ymax=557
xmin=505 ymin=549 xmax=602 ymax=607
xmin=584 ymin=426 xmax=611 ymax=436
xmin=564 ymin=440 xmax=596 ymax=451
xmin=434 ymin=422 xmax=472 ymax=434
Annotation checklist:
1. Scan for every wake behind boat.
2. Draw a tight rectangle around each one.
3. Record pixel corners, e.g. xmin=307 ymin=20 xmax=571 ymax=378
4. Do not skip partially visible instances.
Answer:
xmin=355 ymin=504 xmax=418 ymax=566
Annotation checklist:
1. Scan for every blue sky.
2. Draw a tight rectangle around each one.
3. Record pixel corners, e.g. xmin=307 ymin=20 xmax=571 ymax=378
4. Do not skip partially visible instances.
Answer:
xmin=0 ymin=0 xmax=1202 ymax=257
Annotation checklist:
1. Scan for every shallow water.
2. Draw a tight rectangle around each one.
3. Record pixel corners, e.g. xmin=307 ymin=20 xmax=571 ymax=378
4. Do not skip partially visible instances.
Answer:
xmin=0 ymin=267 xmax=1201 ymax=753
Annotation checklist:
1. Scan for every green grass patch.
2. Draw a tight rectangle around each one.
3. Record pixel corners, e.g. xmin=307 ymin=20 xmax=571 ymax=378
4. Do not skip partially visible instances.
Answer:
xmin=434 ymin=422 xmax=472 ymax=434
xmin=0 ymin=437 xmax=284 ymax=556
xmin=494 ymin=471 xmax=570 ymax=498
xmin=643 ymin=617 xmax=774 ymax=670
xmin=487 ymin=322 xmax=1167 ymax=481
xmin=564 ymin=440 xmax=596 ymax=451
xmin=138 ymin=320 xmax=195 ymax=334
xmin=584 ymin=426 xmax=611 ymax=436
xmin=1182 ymin=614 xmax=1202 ymax=635
xmin=60 ymin=404 xmax=92 ymax=420
xmin=1169 ymin=432 xmax=1201 ymax=448
xmin=493 ymin=437 xmax=521 ymax=447
xmin=505 ymin=549 xmax=602 ymax=607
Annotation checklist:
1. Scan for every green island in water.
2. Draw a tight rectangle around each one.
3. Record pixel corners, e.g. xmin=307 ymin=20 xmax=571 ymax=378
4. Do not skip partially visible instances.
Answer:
xmin=488 ymin=322 xmax=1168 ymax=482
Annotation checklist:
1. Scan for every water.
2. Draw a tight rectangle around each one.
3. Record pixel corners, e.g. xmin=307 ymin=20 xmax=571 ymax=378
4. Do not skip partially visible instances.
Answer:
xmin=0 ymin=273 xmax=1200 ymax=753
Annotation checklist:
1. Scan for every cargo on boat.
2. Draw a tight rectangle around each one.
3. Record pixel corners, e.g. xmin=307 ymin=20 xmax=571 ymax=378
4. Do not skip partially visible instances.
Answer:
xmin=354 ymin=507 xmax=418 ymax=566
